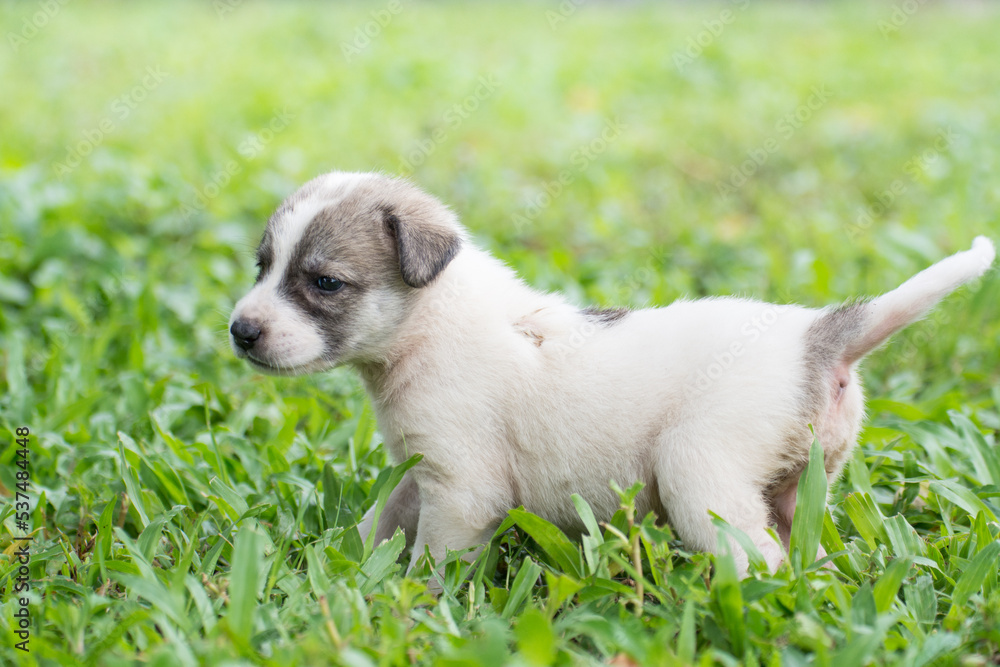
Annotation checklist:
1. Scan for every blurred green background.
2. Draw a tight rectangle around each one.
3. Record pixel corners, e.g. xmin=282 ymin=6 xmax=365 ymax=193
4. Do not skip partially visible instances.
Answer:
xmin=1 ymin=1 xmax=999 ymax=664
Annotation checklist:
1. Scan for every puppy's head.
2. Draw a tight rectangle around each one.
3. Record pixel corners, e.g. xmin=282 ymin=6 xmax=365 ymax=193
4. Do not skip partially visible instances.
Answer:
xmin=228 ymin=171 xmax=462 ymax=375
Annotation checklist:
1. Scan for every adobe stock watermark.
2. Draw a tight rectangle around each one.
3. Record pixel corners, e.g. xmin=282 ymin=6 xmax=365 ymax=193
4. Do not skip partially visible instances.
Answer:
xmin=715 ymin=85 xmax=832 ymax=200
xmin=672 ymin=0 xmax=750 ymax=72
xmin=179 ymin=108 xmax=295 ymax=220
xmin=690 ymin=304 xmax=784 ymax=396
xmin=878 ymin=0 xmax=931 ymax=37
xmin=511 ymin=117 xmax=627 ymax=233
xmin=607 ymin=250 xmax=666 ymax=305
xmin=847 ymin=127 xmax=956 ymax=241
xmin=546 ymin=0 xmax=587 ymax=30
xmin=396 ymin=74 xmax=501 ymax=175
xmin=213 ymin=0 xmax=245 ymax=18
xmin=6 ymin=0 xmax=71 ymax=53
xmin=52 ymin=65 xmax=169 ymax=178
xmin=25 ymin=266 xmax=138 ymax=375
xmin=341 ymin=0 xmax=405 ymax=62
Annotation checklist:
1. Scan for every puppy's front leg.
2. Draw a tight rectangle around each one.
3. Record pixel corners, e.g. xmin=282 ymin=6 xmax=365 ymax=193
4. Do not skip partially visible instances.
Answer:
xmin=357 ymin=470 xmax=421 ymax=549
xmin=407 ymin=499 xmax=496 ymax=576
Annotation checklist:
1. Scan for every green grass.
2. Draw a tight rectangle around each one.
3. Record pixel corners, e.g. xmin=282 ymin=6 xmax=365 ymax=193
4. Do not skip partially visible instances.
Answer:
xmin=2 ymin=1 xmax=1000 ymax=664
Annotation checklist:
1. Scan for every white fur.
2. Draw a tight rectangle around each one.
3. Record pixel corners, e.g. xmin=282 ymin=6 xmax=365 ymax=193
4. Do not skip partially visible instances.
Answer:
xmin=231 ymin=172 xmax=996 ymax=576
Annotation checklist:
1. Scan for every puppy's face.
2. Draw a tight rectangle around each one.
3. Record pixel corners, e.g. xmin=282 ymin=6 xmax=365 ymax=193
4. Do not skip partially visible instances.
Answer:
xmin=228 ymin=172 xmax=461 ymax=375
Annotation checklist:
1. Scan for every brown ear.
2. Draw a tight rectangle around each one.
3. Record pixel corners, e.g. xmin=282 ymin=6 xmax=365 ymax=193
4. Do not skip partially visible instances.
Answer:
xmin=384 ymin=211 xmax=462 ymax=288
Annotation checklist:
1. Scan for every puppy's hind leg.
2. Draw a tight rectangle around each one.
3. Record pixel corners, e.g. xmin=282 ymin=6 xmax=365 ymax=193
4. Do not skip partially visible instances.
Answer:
xmin=358 ymin=470 xmax=421 ymax=549
xmin=656 ymin=436 xmax=783 ymax=576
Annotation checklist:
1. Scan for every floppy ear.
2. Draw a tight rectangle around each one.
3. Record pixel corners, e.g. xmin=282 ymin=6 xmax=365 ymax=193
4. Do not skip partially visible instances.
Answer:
xmin=384 ymin=211 xmax=462 ymax=288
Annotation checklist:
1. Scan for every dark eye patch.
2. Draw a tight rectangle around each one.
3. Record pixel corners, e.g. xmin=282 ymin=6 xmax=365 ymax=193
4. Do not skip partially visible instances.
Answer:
xmin=254 ymin=232 xmax=274 ymax=282
xmin=315 ymin=276 xmax=345 ymax=292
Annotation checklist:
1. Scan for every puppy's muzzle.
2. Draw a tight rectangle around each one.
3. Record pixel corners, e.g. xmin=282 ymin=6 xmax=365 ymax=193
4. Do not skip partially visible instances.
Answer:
xmin=230 ymin=318 xmax=262 ymax=352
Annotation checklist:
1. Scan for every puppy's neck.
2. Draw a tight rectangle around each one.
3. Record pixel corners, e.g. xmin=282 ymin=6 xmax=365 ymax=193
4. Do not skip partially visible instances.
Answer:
xmin=352 ymin=244 xmax=552 ymax=403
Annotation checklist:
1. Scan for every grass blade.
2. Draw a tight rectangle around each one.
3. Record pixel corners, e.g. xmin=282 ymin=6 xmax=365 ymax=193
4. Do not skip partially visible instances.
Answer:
xmin=873 ymin=556 xmax=912 ymax=613
xmin=951 ymin=540 xmax=1000 ymax=610
xmin=929 ymin=480 xmax=996 ymax=521
xmin=359 ymin=530 xmax=405 ymax=595
xmin=227 ymin=523 xmax=265 ymax=639
xmin=844 ymin=492 xmax=887 ymax=550
xmin=117 ymin=432 xmax=150 ymax=529
xmin=789 ymin=437 xmax=828 ymax=572
xmin=508 ymin=507 xmax=583 ymax=578
xmin=503 ymin=559 xmax=542 ymax=620
xmin=948 ymin=411 xmax=1000 ymax=486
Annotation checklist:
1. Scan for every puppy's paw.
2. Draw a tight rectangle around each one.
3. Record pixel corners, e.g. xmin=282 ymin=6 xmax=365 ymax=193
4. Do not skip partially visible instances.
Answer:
xmin=757 ymin=539 xmax=785 ymax=574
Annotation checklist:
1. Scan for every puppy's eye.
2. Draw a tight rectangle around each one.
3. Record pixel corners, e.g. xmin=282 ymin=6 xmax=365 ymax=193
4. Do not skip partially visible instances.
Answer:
xmin=315 ymin=276 xmax=345 ymax=292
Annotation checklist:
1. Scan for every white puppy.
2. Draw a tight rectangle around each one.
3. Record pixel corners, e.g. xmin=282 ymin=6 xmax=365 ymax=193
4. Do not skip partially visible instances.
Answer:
xmin=229 ymin=171 xmax=995 ymax=575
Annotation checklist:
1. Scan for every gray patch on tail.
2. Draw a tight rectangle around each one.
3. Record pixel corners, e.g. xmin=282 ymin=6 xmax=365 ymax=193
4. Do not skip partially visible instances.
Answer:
xmin=800 ymin=301 xmax=869 ymax=417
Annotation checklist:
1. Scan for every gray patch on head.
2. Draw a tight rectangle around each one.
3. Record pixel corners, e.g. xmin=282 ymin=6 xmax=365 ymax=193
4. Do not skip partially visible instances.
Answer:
xmin=254 ymin=230 xmax=274 ymax=282
xmin=384 ymin=209 xmax=461 ymax=288
xmin=267 ymin=174 xmax=463 ymax=360
xmin=581 ymin=306 xmax=630 ymax=326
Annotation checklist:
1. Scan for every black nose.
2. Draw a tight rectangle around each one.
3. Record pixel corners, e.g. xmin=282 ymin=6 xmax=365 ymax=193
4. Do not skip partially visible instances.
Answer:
xmin=230 ymin=319 xmax=262 ymax=352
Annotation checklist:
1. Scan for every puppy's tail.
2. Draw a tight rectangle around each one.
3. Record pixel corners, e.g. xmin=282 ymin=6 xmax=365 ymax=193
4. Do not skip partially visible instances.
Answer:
xmin=817 ymin=236 xmax=995 ymax=366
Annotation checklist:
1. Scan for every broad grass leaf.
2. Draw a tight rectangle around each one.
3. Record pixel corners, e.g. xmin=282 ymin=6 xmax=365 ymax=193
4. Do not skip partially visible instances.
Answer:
xmin=571 ymin=493 xmax=604 ymax=576
xmin=834 ymin=609 xmax=896 ymax=665
xmin=929 ymin=480 xmax=996 ymax=521
xmin=789 ymin=437 xmax=828 ymax=572
xmin=304 ymin=544 xmax=331 ymax=594
xmin=711 ymin=516 xmax=767 ymax=574
xmin=508 ymin=507 xmax=584 ymax=578
xmin=950 ymin=540 xmax=1000 ymax=611
xmin=352 ymin=400 xmax=377 ymax=453
xmin=359 ymin=530 xmax=405 ymax=595
xmin=851 ymin=582 xmax=877 ymax=627
xmin=118 ymin=431 xmax=150 ymax=529
xmin=820 ymin=510 xmax=855 ymax=577
xmin=903 ymin=574 xmax=937 ymax=628
xmin=883 ymin=515 xmax=939 ymax=570
xmin=503 ymin=558 xmax=542 ymax=619
xmin=847 ymin=447 xmax=875 ymax=496
xmin=948 ymin=411 xmax=1000 ymax=486
xmin=96 ymin=495 xmax=118 ymax=575
xmin=677 ymin=599 xmax=696 ymax=663
xmin=543 ymin=570 xmax=583 ymax=616
xmin=83 ymin=608 xmax=152 ymax=665
xmin=209 ymin=476 xmax=250 ymax=522
xmin=844 ymin=492 xmax=887 ymax=550
xmin=873 ymin=556 xmax=912 ymax=613
xmin=882 ymin=515 xmax=923 ymax=559
xmin=185 ymin=573 xmax=218 ymax=633
xmin=972 ymin=511 xmax=995 ymax=555
xmin=515 ymin=607 xmax=557 ymax=666
xmin=136 ymin=506 xmax=184 ymax=563
xmin=711 ymin=538 xmax=745 ymax=656
xmin=227 ymin=523 xmax=265 ymax=639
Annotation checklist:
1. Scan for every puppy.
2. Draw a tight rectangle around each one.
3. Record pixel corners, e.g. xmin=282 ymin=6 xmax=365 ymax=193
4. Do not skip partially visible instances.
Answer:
xmin=229 ymin=171 xmax=995 ymax=575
